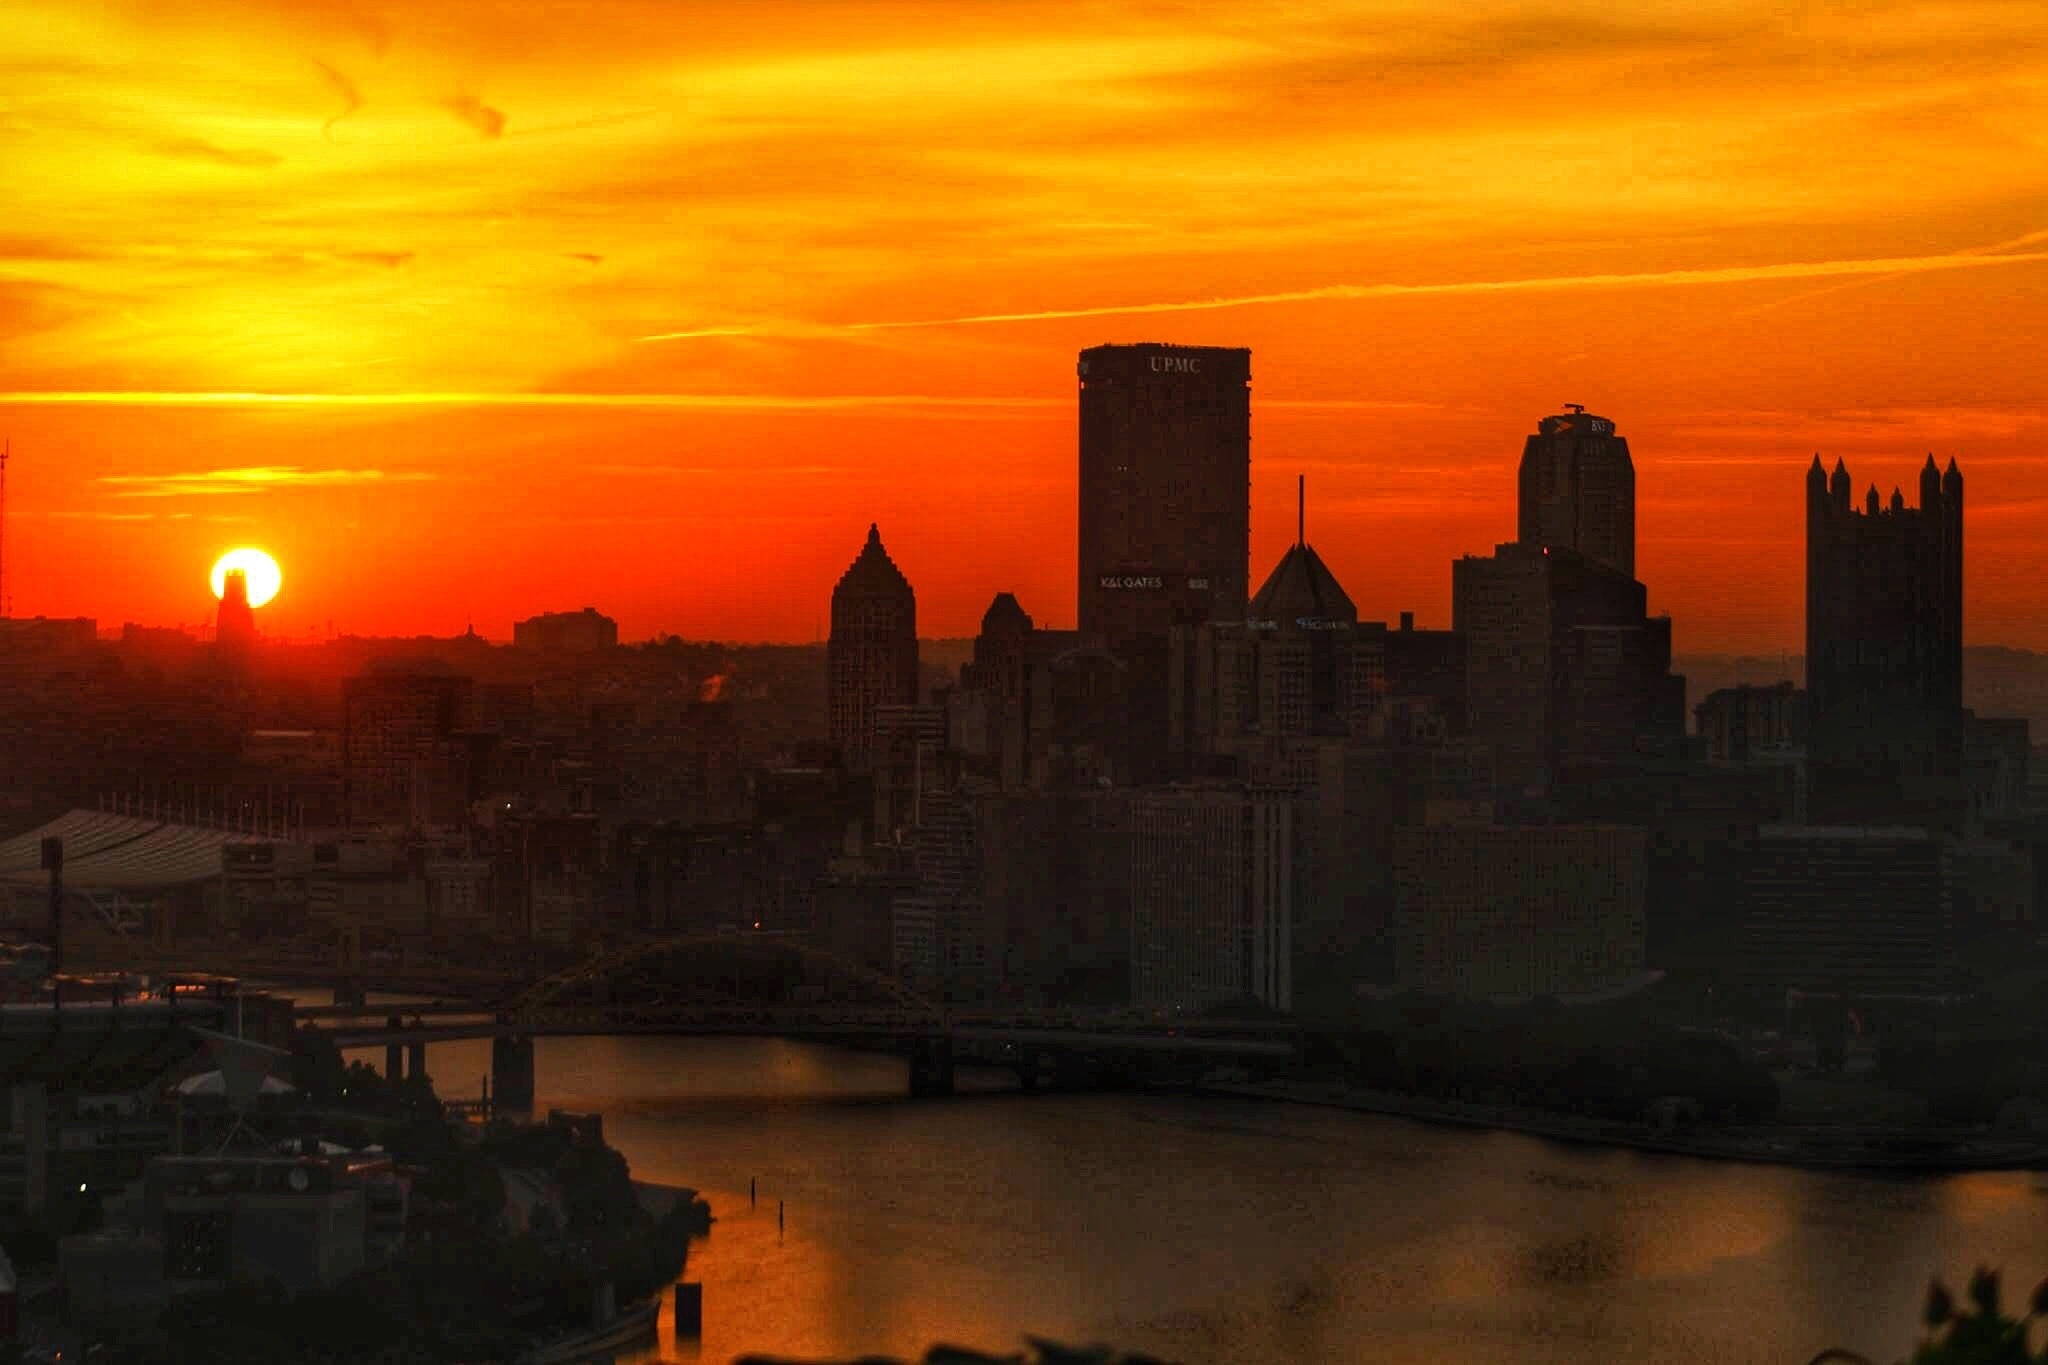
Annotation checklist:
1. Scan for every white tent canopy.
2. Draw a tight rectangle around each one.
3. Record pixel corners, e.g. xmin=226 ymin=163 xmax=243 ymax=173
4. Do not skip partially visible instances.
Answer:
xmin=177 ymin=1070 xmax=294 ymax=1098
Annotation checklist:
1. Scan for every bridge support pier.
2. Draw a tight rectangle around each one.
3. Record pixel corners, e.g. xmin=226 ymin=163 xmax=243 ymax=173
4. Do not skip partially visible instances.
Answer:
xmin=406 ymin=1040 xmax=427 ymax=1084
xmin=492 ymin=1025 xmax=536 ymax=1120
xmin=384 ymin=1015 xmax=403 ymax=1085
xmin=907 ymin=1038 xmax=955 ymax=1099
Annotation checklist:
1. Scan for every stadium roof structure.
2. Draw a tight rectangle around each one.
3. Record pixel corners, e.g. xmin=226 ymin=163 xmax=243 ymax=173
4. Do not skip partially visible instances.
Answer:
xmin=0 ymin=809 xmax=251 ymax=889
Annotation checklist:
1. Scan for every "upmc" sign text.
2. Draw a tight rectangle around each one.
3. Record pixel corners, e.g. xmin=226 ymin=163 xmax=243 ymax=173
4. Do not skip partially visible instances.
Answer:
xmin=1150 ymin=356 xmax=1201 ymax=373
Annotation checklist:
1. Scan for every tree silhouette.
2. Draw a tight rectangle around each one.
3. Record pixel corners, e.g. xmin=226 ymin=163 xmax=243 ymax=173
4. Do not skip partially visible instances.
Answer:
xmin=1814 ymin=1268 xmax=2048 ymax=1365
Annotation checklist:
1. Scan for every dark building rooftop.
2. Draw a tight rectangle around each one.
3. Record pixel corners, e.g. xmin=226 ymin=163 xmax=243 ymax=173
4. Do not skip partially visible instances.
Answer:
xmin=1247 ymin=542 xmax=1357 ymax=626
xmin=981 ymin=592 xmax=1032 ymax=634
xmin=834 ymin=524 xmax=914 ymax=602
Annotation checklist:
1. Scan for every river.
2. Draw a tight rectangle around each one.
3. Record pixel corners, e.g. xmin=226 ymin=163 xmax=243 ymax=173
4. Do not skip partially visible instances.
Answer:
xmin=315 ymin=1023 xmax=2048 ymax=1365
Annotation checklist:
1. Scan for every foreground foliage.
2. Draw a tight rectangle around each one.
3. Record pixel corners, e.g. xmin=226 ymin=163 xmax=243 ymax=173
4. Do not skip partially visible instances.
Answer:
xmin=1814 ymin=1269 xmax=2048 ymax=1365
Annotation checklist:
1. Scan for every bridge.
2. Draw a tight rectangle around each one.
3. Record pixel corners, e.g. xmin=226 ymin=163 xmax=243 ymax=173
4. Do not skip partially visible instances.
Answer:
xmin=275 ymin=933 xmax=1302 ymax=1106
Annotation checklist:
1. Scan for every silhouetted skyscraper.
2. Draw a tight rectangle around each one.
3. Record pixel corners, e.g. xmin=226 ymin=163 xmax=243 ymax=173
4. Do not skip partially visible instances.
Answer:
xmin=215 ymin=568 xmax=256 ymax=652
xmin=828 ymin=524 xmax=919 ymax=770
xmin=1077 ymin=343 xmax=1252 ymax=649
xmin=1518 ymin=406 xmax=1635 ymax=578
xmin=1805 ymin=454 xmax=1964 ymax=826
xmin=1453 ymin=542 xmax=1685 ymax=803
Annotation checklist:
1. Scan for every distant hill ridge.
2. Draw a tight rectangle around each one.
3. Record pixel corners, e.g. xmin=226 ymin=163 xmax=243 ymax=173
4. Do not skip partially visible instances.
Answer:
xmin=1678 ymin=647 xmax=2048 ymax=738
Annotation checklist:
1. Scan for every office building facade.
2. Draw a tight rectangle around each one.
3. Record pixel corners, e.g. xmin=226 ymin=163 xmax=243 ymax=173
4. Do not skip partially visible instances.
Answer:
xmin=827 ymin=525 xmax=919 ymax=771
xmin=1452 ymin=543 xmax=1684 ymax=801
xmin=1126 ymin=785 xmax=1293 ymax=1012
xmin=1518 ymin=406 xmax=1636 ymax=578
xmin=1805 ymin=456 xmax=1964 ymax=826
xmin=1392 ymin=824 xmax=1648 ymax=999
xmin=340 ymin=670 xmax=474 ymax=831
xmin=1077 ymin=343 xmax=1252 ymax=649
xmin=1734 ymin=825 xmax=1955 ymax=1001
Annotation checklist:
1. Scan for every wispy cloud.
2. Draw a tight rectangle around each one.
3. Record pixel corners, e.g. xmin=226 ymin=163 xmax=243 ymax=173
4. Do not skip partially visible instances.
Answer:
xmin=40 ymin=509 xmax=161 ymax=522
xmin=444 ymin=95 xmax=507 ymax=139
xmin=148 ymin=136 xmax=279 ymax=169
xmin=97 ymin=466 xmax=436 ymax=498
xmin=336 ymin=251 xmax=415 ymax=268
xmin=312 ymin=59 xmax=361 ymax=140
xmin=585 ymin=463 xmax=847 ymax=477
xmin=2 ymin=391 xmax=1067 ymax=413
xmin=640 ymin=241 xmax=2048 ymax=341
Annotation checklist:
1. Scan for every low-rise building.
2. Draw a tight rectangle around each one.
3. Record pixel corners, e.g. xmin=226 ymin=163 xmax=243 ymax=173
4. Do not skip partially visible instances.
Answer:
xmin=145 ymin=1155 xmax=369 ymax=1293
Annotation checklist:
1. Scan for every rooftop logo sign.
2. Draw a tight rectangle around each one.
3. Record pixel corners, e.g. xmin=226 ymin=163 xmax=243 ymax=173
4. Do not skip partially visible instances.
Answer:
xmin=1150 ymin=356 xmax=1201 ymax=373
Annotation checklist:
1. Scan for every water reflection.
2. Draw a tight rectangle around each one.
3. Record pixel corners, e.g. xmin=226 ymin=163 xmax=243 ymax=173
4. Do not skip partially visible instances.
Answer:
xmin=315 ymin=1020 xmax=2048 ymax=1364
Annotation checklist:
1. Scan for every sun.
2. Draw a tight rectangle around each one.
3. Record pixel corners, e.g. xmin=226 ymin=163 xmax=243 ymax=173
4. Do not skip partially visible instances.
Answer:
xmin=209 ymin=548 xmax=282 ymax=608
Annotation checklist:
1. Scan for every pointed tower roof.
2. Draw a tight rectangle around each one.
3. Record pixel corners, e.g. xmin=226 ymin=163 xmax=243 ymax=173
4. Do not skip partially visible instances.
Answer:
xmin=833 ymin=523 xmax=913 ymax=601
xmin=1250 ymin=543 xmax=1357 ymax=625
xmin=980 ymin=591 xmax=1032 ymax=634
xmin=1944 ymin=456 xmax=1963 ymax=490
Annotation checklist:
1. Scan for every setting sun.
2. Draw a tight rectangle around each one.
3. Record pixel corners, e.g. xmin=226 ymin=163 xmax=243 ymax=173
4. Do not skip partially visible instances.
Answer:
xmin=209 ymin=548 xmax=282 ymax=609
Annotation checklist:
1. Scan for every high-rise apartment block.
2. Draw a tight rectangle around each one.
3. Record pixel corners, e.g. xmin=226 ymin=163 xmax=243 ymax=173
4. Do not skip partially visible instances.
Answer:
xmin=1518 ymin=406 xmax=1635 ymax=577
xmin=1805 ymin=456 xmax=1964 ymax=826
xmin=828 ymin=525 xmax=919 ymax=771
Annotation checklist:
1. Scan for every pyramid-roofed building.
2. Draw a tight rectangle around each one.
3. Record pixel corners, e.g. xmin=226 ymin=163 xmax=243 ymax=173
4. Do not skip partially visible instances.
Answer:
xmin=1248 ymin=541 xmax=1358 ymax=629
xmin=833 ymin=524 xmax=915 ymax=604
xmin=828 ymin=524 xmax=919 ymax=770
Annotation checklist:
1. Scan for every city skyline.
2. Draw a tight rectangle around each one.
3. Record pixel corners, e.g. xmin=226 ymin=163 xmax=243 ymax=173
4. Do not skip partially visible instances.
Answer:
xmin=0 ymin=391 xmax=2019 ymax=657
xmin=5 ymin=1 xmax=2048 ymax=650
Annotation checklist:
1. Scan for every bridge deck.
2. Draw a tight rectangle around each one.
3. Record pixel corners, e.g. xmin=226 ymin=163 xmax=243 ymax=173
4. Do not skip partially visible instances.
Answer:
xmin=310 ymin=1016 xmax=1296 ymax=1058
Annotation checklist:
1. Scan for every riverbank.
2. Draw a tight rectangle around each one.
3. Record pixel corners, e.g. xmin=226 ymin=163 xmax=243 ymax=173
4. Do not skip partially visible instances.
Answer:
xmin=520 ymin=1294 xmax=661 ymax=1365
xmin=1204 ymin=1078 xmax=2048 ymax=1172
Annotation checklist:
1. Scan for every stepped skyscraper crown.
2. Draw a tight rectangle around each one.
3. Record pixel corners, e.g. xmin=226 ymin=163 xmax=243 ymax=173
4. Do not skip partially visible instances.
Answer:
xmin=827 ymin=523 xmax=918 ymax=770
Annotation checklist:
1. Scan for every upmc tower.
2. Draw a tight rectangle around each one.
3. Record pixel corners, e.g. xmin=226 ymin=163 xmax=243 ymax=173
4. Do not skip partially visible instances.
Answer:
xmin=1077 ymin=343 xmax=1252 ymax=652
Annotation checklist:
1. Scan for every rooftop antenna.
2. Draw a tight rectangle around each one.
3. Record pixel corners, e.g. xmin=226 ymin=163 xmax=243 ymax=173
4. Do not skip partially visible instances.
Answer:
xmin=1297 ymin=473 xmax=1305 ymax=548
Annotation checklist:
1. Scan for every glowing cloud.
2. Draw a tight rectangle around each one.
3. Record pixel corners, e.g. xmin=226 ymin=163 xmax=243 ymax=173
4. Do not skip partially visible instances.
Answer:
xmin=98 ymin=466 xmax=434 ymax=497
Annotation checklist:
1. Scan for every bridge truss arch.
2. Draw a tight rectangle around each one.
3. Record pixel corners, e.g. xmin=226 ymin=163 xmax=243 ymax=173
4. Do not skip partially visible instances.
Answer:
xmin=501 ymin=933 xmax=940 ymax=1020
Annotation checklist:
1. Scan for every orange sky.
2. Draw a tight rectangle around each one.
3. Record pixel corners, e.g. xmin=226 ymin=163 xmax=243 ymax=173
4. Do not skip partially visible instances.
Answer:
xmin=3 ymin=0 xmax=2046 ymax=651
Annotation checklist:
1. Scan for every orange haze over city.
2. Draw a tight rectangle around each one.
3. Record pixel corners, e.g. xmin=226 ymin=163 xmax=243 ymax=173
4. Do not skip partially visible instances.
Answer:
xmin=4 ymin=1 xmax=2046 ymax=651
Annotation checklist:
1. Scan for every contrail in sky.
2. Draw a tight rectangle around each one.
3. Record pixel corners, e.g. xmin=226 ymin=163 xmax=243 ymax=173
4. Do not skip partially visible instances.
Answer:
xmin=639 ymin=240 xmax=2048 ymax=342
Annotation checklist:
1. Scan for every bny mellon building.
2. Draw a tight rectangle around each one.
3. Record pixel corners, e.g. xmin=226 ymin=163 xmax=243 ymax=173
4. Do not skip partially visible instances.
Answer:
xmin=1517 ymin=404 xmax=1636 ymax=578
